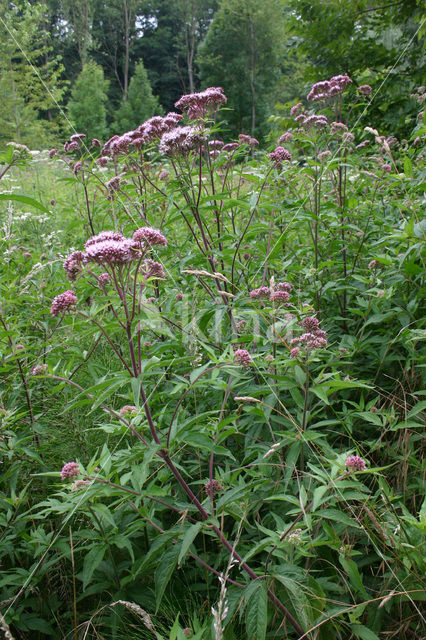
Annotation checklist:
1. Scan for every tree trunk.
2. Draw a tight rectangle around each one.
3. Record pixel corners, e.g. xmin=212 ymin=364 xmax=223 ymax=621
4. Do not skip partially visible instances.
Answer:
xmin=123 ymin=0 xmax=130 ymax=97
xmin=249 ymin=19 xmax=256 ymax=137
xmin=9 ymin=59 xmax=20 ymax=140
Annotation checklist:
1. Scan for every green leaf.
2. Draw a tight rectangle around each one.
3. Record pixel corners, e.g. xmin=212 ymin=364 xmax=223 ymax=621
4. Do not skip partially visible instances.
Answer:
xmin=312 ymin=485 xmax=328 ymax=511
xmin=178 ymin=521 xmax=202 ymax=566
xmin=0 ymin=193 xmax=50 ymax=213
xmin=155 ymin=545 xmax=180 ymax=611
xmin=351 ymin=623 xmax=380 ymax=640
xmin=316 ymin=508 xmax=359 ymax=528
xmin=310 ymin=385 xmax=330 ymax=405
xmin=245 ymin=581 xmax=267 ymax=640
xmin=82 ymin=545 xmax=106 ymax=590
xmin=403 ymin=156 xmax=413 ymax=178
xmin=339 ymin=556 xmax=368 ymax=598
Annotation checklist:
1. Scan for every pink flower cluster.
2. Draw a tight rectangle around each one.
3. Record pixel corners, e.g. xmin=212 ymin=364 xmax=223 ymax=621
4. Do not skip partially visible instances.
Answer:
xmin=330 ymin=122 xmax=348 ymax=134
xmin=204 ymin=479 xmax=223 ymax=497
xmin=85 ymin=238 xmax=137 ymax=265
xmin=61 ymin=462 xmax=80 ymax=480
xmin=63 ymin=227 xmax=167 ymax=278
xmin=106 ymin=176 xmax=121 ymax=192
xmin=120 ymin=405 xmax=137 ymax=416
xmin=290 ymin=103 xmax=303 ymax=116
xmin=269 ymin=146 xmax=292 ymax=167
xmin=159 ymin=126 xmax=207 ymax=156
xmin=31 ymin=363 xmax=48 ymax=376
xmin=64 ymin=141 xmax=79 ymax=152
xmin=234 ymin=349 xmax=252 ymax=367
xmin=301 ymin=114 xmax=329 ymax=130
xmin=290 ymin=316 xmax=327 ymax=354
xmin=143 ymin=259 xmax=166 ymax=279
xmin=307 ymin=75 xmax=352 ymax=101
xmin=250 ymin=282 xmax=292 ymax=303
xmin=278 ymin=132 xmax=294 ymax=144
xmin=250 ymin=286 xmax=270 ymax=299
xmin=238 ymin=134 xmax=259 ymax=147
xmin=95 ymin=156 xmax=109 ymax=167
xmin=357 ymin=85 xmax=372 ymax=96
xmin=133 ymin=227 xmax=167 ymax=246
xmin=175 ymin=87 xmax=227 ymax=119
xmin=345 ymin=455 xmax=367 ymax=472
xmin=270 ymin=290 xmax=290 ymax=304
xmin=101 ymin=113 xmax=183 ymax=157
xmin=98 ymin=272 xmax=111 ymax=286
xmin=222 ymin=142 xmax=239 ymax=152
xmin=50 ymin=290 xmax=77 ymax=316
xmin=64 ymin=250 xmax=85 ymax=281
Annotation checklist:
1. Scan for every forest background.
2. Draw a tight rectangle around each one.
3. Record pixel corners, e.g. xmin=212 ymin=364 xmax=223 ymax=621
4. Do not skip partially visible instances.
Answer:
xmin=0 ymin=0 xmax=425 ymax=148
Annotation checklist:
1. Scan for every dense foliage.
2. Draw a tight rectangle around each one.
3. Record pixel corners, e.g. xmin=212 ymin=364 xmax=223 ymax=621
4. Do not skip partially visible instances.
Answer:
xmin=0 ymin=73 xmax=425 ymax=639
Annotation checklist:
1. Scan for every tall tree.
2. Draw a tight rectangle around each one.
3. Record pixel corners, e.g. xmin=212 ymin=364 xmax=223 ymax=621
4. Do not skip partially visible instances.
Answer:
xmin=0 ymin=0 xmax=67 ymax=146
xmin=173 ymin=0 xmax=218 ymax=93
xmin=60 ymin=0 xmax=94 ymax=67
xmin=288 ymin=0 xmax=425 ymax=134
xmin=68 ymin=60 xmax=109 ymax=139
xmin=198 ymin=0 xmax=286 ymax=138
xmin=113 ymin=59 xmax=161 ymax=131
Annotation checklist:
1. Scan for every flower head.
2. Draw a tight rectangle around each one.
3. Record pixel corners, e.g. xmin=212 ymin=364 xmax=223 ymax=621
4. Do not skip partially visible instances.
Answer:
xmin=290 ymin=102 xmax=304 ymax=116
xmin=159 ymin=126 xmax=206 ymax=156
xmin=64 ymin=250 xmax=85 ymax=281
xmin=278 ymin=132 xmax=294 ymax=144
xmin=276 ymin=281 xmax=292 ymax=293
xmin=269 ymin=146 xmax=292 ymax=167
xmin=31 ymin=363 xmax=48 ymax=376
xmin=143 ymin=259 xmax=166 ymax=279
xmin=204 ymin=479 xmax=223 ymax=497
xmin=85 ymin=231 xmax=125 ymax=248
xmin=85 ymin=238 xmax=137 ymax=266
xmin=50 ymin=290 xmax=77 ymax=316
xmin=106 ymin=176 xmax=122 ymax=191
xmin=48 ymin=148 xmax=57 ymax=158
xmin=234 ymin=349 xmax=252 ymax=367
xmin=238 ymin=134 xmax=259 ymax=147
xmin=222 ymin=142 xmax=239 ymax=152
xmin=133 ymin=227 xmax=167 ymax=246
xmin=270 ymin=290 xmax=290 ymax=304
xmin=98 ymin=272 xmax=111 ymax=286
xmin=300 ymin=316 xmax=319 ymax=332
xmin=357 ymin=85 xmax=372 ymax=96
xmin=70 ymin=479 xmax=91 ymax=491
xmin=95 ymin=156 xmax=109 ymax=167
xmin=61 ymin=461 xmax=80 ymax=480
xmin=250 ymin=286 xmax=270 ymax=300
xmin=345 ymin=455 xmax=366 ymax=472
xmin=307 ymin=75 xmax=352 ymax=101
xmin=175 ymin=87 xmax=227 ymax=119
xmin=120 ymin=405 xmax=137 ymax=416
xmin=70 ymin=133 xmax=86 ymax=142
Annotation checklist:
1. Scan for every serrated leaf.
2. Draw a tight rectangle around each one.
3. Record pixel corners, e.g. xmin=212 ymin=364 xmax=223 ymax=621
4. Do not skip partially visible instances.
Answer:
xmin=82 ymin=545 xmax=106 ymax=590
xmin=317 ymin=508 xmax=359 ymax=528
xmin=178 ymin=521 xmax=202 ymax=566
xmin=312 ymin=485 xmax=328 ymax=511
xmin=155 ymin=545 xmax=180 ymax=611
xmin=245 ymin=581 xmax=267 ymax=640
